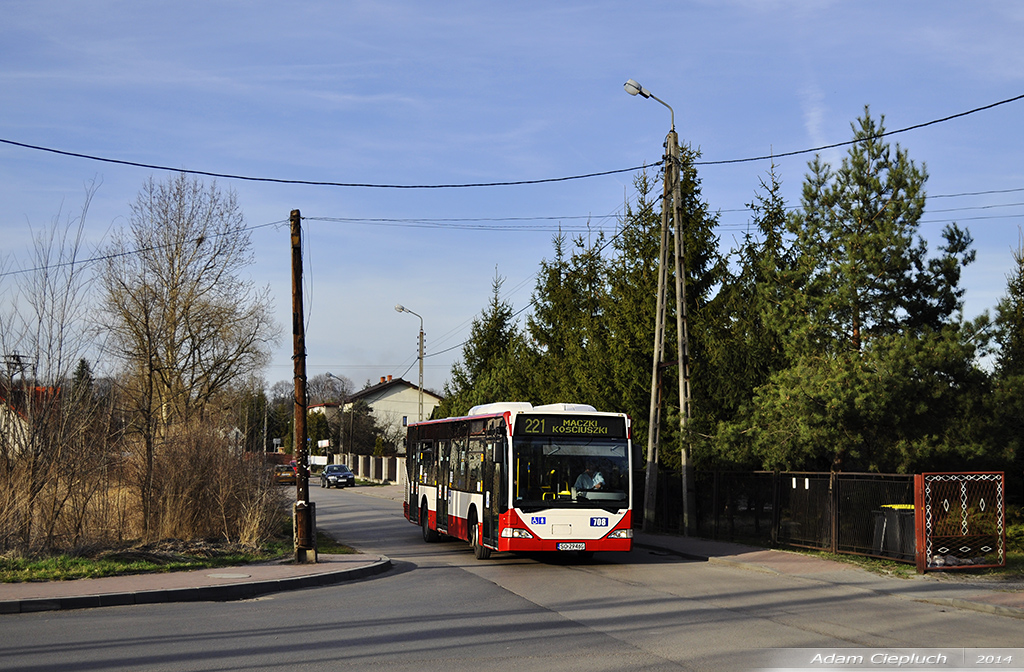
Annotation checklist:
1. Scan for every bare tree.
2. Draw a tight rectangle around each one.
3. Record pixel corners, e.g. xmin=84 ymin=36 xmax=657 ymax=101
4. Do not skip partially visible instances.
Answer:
xmin=99 ymin=173 xmax=280 ymax=535
xmin=307 ymin=372 xmax=352 ymax=405
xmin=0 ymin=185 xmax=103 ymax=551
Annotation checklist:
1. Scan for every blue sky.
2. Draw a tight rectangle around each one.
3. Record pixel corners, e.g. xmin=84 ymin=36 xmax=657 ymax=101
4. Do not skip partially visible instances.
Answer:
xmin=3 ymin=1 xmax=1023 ymax=393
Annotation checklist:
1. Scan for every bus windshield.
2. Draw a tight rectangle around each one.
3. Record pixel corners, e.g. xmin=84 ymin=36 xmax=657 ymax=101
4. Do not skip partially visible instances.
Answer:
xmin=512 ymin=436 xmax=629 ymax=510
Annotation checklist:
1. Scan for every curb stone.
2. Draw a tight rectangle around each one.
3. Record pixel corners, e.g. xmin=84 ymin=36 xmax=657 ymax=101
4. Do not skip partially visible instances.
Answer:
xmin=0 ymin=556 xmax=391 ymax=614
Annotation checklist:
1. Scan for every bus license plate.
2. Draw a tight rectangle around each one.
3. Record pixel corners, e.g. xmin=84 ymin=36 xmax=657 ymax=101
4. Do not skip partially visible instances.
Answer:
xmin=557 ymin=542 xmax=586 ymax=551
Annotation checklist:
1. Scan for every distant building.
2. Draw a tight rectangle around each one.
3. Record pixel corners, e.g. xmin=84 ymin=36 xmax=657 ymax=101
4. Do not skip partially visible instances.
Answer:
xmin=0 ymin=384 xmax=60 ymax=456
xmin=310 ymin=375 xmax=442 ymax=454
xmin=0 ymin=398 xmax=29 ymax=455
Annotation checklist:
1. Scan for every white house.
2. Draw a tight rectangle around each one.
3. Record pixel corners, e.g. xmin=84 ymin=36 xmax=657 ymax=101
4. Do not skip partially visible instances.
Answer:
xmin=0 ymin=399 xmax=28 ymax=456
xmin=310 ymin=375 xmax=443 ymax=455
xmin=348 ymin=376 xmax=442 ymax=443
xmin=0 ymin=385 xmax=52 ymax=457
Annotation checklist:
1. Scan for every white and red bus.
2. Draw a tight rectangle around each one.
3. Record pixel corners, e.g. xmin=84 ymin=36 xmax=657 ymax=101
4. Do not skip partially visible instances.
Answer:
xmin=403 ymin=402 xmax=634 ymax=559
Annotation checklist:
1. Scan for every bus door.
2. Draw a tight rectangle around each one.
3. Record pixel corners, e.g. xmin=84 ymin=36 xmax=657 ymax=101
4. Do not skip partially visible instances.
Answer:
xmin=482 ymin=437 xmax=504 ymax=545
xmin=413 ymin=440 xmax=433 ymax=525
xmin=436 ymin=440 xmax=451 ymax=532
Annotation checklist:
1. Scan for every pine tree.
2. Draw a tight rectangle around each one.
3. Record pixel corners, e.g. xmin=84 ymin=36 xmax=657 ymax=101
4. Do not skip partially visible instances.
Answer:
xmin=436 ymin=272 xmax=530 ymax=417
xmin=990 ymin=233 xmax=1024 ymax=495
xmin=785 ymin=108 xmax=972 ymax=353
xmin=700 ymin=165 xmax=791 ymax=467
xmin=741 ymin=109 xmax=981 ymax=472
xmin=71 ymin=358 xmax=94 ymax=402
xmin=604 ymin=173 xmax=662 ymax=451
xmin=527 ymin=229 xmax=610 ymax=407
xmin=995 ymin=232 xmax=1024 ymax=378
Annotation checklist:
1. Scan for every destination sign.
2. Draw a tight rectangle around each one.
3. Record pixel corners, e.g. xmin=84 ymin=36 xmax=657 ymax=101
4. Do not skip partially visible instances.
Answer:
xmin=513 ymin=414 xmax=627 ymax=438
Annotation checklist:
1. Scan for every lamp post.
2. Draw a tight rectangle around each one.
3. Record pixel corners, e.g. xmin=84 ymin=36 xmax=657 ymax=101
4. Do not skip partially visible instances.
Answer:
xmin=394 ymin=304 xmax=425 ymax=422
xmin=325 ymin=371 xmax=348 ymax=458
xmin=625 ymin=78 xmax=693 ymax=535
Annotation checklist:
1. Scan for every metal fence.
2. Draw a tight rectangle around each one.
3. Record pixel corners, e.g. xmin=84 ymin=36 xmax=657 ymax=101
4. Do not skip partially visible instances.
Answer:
xmin=653 ymin=470 xmax=917 ymax=560
xmin=917 ymin=472 xmax=1006 ymax=571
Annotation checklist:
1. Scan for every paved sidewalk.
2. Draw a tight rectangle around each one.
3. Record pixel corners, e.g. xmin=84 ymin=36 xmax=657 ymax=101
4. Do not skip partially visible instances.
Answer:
xmin=633 ymin=531 xmax=1024 ymax=620
xmin=0 ymin=553 xmax=391 ymax=614
xmin=3 ymin=483 xmax=1021 ymax=619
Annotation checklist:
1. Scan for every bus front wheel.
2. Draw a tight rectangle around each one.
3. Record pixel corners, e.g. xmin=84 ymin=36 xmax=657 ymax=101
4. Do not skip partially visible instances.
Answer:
xmin=471 ymin=519 xmax=491 ymax=559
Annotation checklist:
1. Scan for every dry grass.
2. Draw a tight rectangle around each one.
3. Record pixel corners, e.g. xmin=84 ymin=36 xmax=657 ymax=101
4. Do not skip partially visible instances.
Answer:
xmin=0 ymin=424 xmax=287 ymax=557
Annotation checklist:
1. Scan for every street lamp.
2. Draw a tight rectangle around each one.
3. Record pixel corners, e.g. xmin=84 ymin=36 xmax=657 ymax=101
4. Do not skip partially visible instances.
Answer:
xmin=625 ymin=78 xmax=693 ymax=535
xmin=394 ymin=304 xmax=425 ymax=422
xmin=624 ymin=79 xmax=675 ymax=130
xmin=325 ymin=372 xmax=349 ymax=458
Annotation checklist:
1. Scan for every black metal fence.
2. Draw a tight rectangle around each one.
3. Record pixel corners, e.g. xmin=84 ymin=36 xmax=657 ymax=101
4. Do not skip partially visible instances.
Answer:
xmin=651 ymin=470 xmax=916 ymax=559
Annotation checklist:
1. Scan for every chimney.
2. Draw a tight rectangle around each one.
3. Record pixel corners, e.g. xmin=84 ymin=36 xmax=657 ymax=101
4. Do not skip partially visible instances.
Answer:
xmin=380 ymin=376 xmax=386 ymax=384
xmin=387 ymin=375 xmax=393 ymax=382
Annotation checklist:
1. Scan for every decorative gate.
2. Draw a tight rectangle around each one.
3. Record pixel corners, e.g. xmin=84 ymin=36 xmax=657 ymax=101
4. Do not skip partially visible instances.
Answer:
xmin=915 ymin=472 xmax=1006 ymax=572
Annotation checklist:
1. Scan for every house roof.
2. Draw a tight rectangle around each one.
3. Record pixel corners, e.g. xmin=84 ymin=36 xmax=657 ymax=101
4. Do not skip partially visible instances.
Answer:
xmin=348 ymin=377 xmax=443 ymax=405
xmin=0 ymin=384 xmax=62 ymax=419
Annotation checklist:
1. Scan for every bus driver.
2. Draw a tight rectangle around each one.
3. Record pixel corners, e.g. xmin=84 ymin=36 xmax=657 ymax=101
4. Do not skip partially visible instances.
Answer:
xmin=574 ymin=461 xmax=605 ymax=491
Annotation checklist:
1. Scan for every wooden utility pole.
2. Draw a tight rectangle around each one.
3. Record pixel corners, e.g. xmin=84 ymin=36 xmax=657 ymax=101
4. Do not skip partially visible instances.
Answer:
xmin=291 ymin=209 xmax=316 ymax=563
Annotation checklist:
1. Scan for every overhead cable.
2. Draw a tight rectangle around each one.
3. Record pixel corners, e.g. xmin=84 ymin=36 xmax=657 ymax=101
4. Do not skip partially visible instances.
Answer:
xmin=2 ymin=92 xmax=1022 ymax=189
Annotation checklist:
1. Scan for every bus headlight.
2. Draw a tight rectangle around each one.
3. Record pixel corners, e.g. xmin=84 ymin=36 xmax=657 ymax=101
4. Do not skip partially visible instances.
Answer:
xmin=606 ymin=529 xmax=633 ymax=539
xmin=500 ymin=528 xmax=535 ymax=539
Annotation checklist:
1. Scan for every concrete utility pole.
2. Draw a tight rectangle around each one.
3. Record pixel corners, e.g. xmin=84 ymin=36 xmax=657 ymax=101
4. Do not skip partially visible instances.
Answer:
xmin=669 ymin=130 xmax=694 ymax=536
xmin=325 ymin=372 xmax=347 ymax=456
xmin=394 ymin=304 xmax=425 ymax=422
xmin=626 ymin=79 xmax=694 ymax=535
xmin=290 ymin=209 xmax=317 ymax=563
xmin=643 ymin=162 xmax=671 ymax=533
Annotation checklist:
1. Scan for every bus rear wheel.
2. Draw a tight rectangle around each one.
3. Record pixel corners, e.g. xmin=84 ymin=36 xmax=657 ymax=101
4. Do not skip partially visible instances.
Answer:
xmin=471 ymin=520 xmax=491 ymax=559
xmin=421 ymin=505 xmax=438 ymax=543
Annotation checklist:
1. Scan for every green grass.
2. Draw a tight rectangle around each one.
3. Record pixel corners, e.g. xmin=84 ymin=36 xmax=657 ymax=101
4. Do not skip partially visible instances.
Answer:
xmin=801 ymin=550 xmax=921 ymax=578
xmin=0 ymin=548 xmax=279 ymax=583
xmin=316 ymin=529 xmax=356 ymax=555
xmin=798 ymin=549 xmax=1024 ymax=579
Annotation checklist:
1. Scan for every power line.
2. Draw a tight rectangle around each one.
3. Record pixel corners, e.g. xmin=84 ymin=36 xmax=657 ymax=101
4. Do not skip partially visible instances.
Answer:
xmin=413 ymin=189 xmax=1024 ymax=364
xmin=930 ymin=187 xmax=1024 ymax=199
xmin=6 ymin=192 xmax=1024 ymax=282
xmin=0 ymin=219 xmax=286 ymax=280
xmin=3 ymin=92 xmax=1022 ymax=189
xmin=0 ymin=136 xmax=649 ymax=188
xmin=304 ymin=215 xmax=610 ymax=232
xmin=926 ymin=201 xmax=1024 ymax=214
xmin=694 ymin=93 xmax=1024 ymax=166
xmin=419 ymin=198 xmax=647 ymax=364
xmin=7 ymin=92 xmax=1024 ymax=363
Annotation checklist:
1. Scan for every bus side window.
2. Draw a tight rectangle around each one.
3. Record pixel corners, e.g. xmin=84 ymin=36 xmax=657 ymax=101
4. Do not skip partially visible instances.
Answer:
xmin=418 ymin=441 xmax=433 ymax=485
xmin=468 ymin=438 xmax=484 ymax=492
xmin=452 ymin=437 xmax=467 ymax=490
xmin=435 ymin=441 xmax=448 ymax=487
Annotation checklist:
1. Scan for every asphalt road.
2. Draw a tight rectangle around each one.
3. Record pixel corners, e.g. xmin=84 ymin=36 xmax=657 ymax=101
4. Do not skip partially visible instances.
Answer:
xmin=2 ymin=486 xmax=1022 ymax=672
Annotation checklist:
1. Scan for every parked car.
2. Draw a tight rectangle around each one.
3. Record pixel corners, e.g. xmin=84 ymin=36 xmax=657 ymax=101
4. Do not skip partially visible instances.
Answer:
xmin=273 ymin=464 xmax=297 ymax=486
xmin=320 ymin=464 xmax=355 ymax=489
